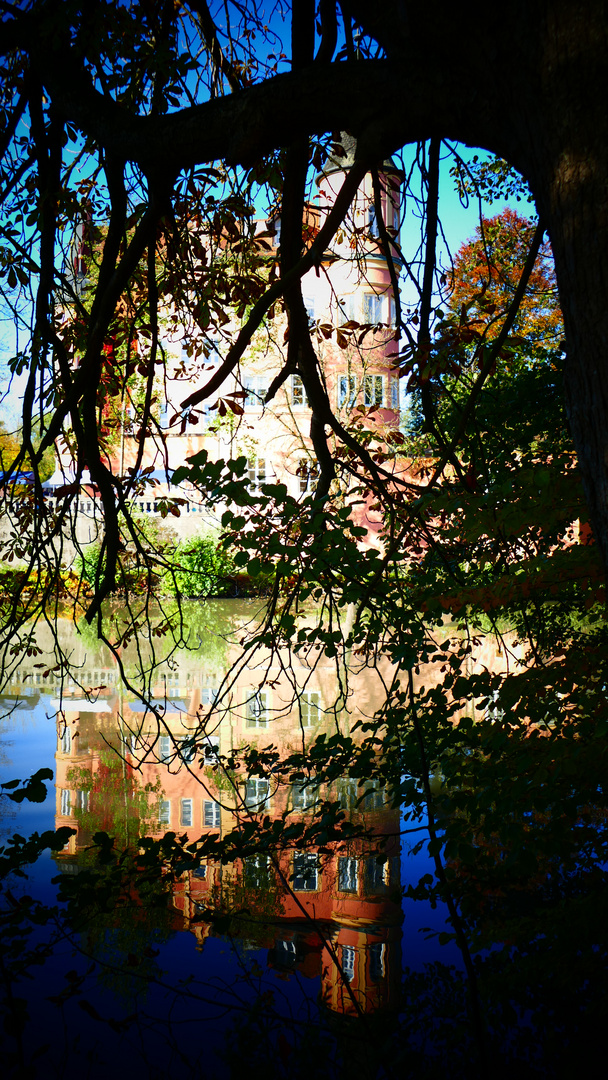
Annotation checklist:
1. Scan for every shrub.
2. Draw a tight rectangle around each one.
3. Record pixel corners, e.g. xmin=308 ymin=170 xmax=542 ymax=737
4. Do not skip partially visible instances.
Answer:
xmin=164 ymin=534 xmax=233 ymax=598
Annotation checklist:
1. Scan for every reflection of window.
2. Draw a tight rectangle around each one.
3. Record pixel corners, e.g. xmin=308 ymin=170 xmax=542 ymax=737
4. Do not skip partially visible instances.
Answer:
xmin=246 ymin=457 xmax=266 ymax=493
xmin=200 ymin=684 xmax=219 ymax=710
xmin=364 ymin=374 xmax=386 ymax=408
xmin=366 ymin=855 xmax=388 ymax=891
xmin=244 ymin=778 xmax=270 ymax=810
xmin=193 ymin=864 xmax=207 ymax=880
xmin=180 ymin=798 xmax=193 ymax=827
xmin=341 ymin=944 xmax=356 ymax=982
xmin=338 ymin=374 xmax=358 ymax=408
xmin=293 ymin=852 xmax=319 ymax=891
xmin=271 ymin=938 xmax=297 ymax=969
xmin=159 ymin=799 xmax=171 ymax=825
xmin=291 ymin=374 xmax=309 ymax=407
xmin=246 ymin=690 xmax=268 ymax=728
xmin=335 ymin=778 xmax=359 ymax=810
xmin=243 ymin=376 xmax=270 ymax=408
xmin=243 ymin=854 xmax=270 ymax=888
xmin=60 ymin=788 xmax=71 ymax=816
xmin=363 ymin=293 xmax=384 ymax=324
xmin=338 ymin=856 xmax=358 ymax=893
xmin=204 ymin=800 xmax=221 ymax=828
xmin=159 ymin=736 xmax=172 ymax=763
xmin=60 ymin=727 xmax=72 ymax=754
xmin=179 ymin=738 xmax=196 ymax=764
xmin=76 ymin=790 xmax=89 ymax=812
xmin=361 ymin=780 xmax=385 ymax=810
xmin=369 ymin=942 xmax=385 ymax=980
xmin=299 ymin=690 xmax=321 ymax=726
xmin=292 ymin=780 xmax=319 ymax=811
xmin=202 ymin=736 xmax=219 ymax=762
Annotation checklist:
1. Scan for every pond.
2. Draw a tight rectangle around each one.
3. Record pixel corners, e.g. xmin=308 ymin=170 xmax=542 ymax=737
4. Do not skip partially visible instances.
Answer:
xmin=1 ymin=601 xmax=604 ymax=1078
xmin=0 ymin=601 xmax=463 ymax=1080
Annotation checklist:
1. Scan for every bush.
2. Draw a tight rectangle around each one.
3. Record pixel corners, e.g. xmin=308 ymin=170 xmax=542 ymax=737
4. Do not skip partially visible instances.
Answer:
xmin=164 ymin=534 xmax=233 ymax=598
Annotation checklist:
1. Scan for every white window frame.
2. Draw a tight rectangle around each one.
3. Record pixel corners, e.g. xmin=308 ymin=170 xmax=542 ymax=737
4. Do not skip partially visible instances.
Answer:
xmin=159 ymin=735 xmax=172 ymax=764
xmin=338 ymin=856 xmax=359 ymax=893
xmin=246 ymin=457 xmax=267 ymax=493
xmin=159 ymin=798 xmax=171 ymax=825
xmin=60 ymin=727 xmax=72 ymax=754
xmin=364 ymin=374 xmax=386 ymax=408
xmin=366 ymin=855 xmax=388 ymax=891
xmin=292 ymin=851 xmax=319 ymax=892
xmin=76 ymin=789 xmax=89 ymax=812
xmin=243 ymin=853 xmax=270 ymax=888
xmin=391 ymin=376 xmax=400 ymax=410
xmin=341 ymin=944 xmax=356 ymax=982
xmin=369 ymin=942 xmax=385 ymax=980
xmin=299 ymin=690 xmax=321 ymax=726
xmin=337 ymin=374 xmax=358 ymax=409
xmin=292 ymin=779 xmax=319 ymax=811
xmin=180 ymin=798 xmax=193 ymax=827
xmin=246 ymin=690 xmax=269 ymax=728
xmin=204 ymin=799 xmax=221 ymax=828
xmin=244 ymin=777 xmax=270 ymax=810
xmin=291 ymin=374 xmax=309 ymax=407
xmin=60 ymin=788 xmax=71 ymax=816
xmin=363 ymin=292 xmax=385 ymax=325
xmin=243 ymin=375 xmax=270 ymax=408
xmin=297 ymin=459 xmax=318 ymax=495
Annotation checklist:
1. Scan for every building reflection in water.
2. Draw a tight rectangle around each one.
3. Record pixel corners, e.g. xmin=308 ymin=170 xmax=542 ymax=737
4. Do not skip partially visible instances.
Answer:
xmin=49 ymin=609 xmax=402 ymax=1018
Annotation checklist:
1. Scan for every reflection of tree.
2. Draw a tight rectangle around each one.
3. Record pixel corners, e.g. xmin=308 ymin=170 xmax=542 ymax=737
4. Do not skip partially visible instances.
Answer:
xmin=67 ymin=749 xmax=161 ymax=848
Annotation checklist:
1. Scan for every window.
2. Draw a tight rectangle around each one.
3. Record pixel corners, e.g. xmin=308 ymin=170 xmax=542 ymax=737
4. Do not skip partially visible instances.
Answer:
xmin=364 ymin=374 xmax=386 ymax=408
xmin=335 ymin=778 xmax=359 ymax=810
xmin=366 ymin=855 xmax=388 ymax=891
xmin=246 ymin=457 xmax=266 ymax=493
xmin=243 ymin=854 xmax=270 ymax=889
xmin=361 ymin=780 xmax=386 ymax=810
xmin=296 ymin=459 xmax=318 ymax=495
xmin=60 ymin=788 xmax=71 ymax=816
xmin=246 ymin=690 xmax=269 ymax=728
xmin=486 ymin=692 xmax=505 ymax=723
xmin=202 ymin=735 xmax=219 ymax=762
xmin=338 ymin=856 xmax=358 ymax=893
xmin=271 ymin=938 xmax=297 ymax=970
xmin=76 ymin=790 xmax=89 ymax=812
xmin=159 ymin=736 xmax=172 ymax=764
xmin=292 ymin=780 xmax=319 ymax=811
xmin=179 ymin=737 xmax=196 ymax=764
xmin=244 ymin=778 xmax=270 ymax=810
xmin=292 ymin=852 xmax=319 ymax=891
xmin=341 ymin=945 xmax=356 ymax=982
xmin=336 ymin=294 xmax=357 ymax=326
xmin=243 ymin=375 xmax=270 ymax=408
xmin=368 ymin=203 xmax=380 ymax=238
xmin=203 ymin=799 xmax=221 ymax=828
xmin=299 ymin=690 xmax=321 ymax=727
xmin=363 ymin=292 xmax=385 ymax=324
xmin=200 ymin=685 xmax=218 ymax=706
xmin=338 ymin=374 xmax=358 ymax=409
xmin=391 ymin=377 xmax=400 ymax=410
xmin=60 ymin=727 xmax=72 ymax=754
xmin=180 ymin=798 xmax=193 ymax=827
xmin=291 ymin=374 xmax=309 ymax=407
xmin=303 ymin=297 xmax=315 ymax=326
xmin=159 ymin=799 xmax=171 ymax=825
xmin=369 ymin=942 xmax=385 ymax=981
